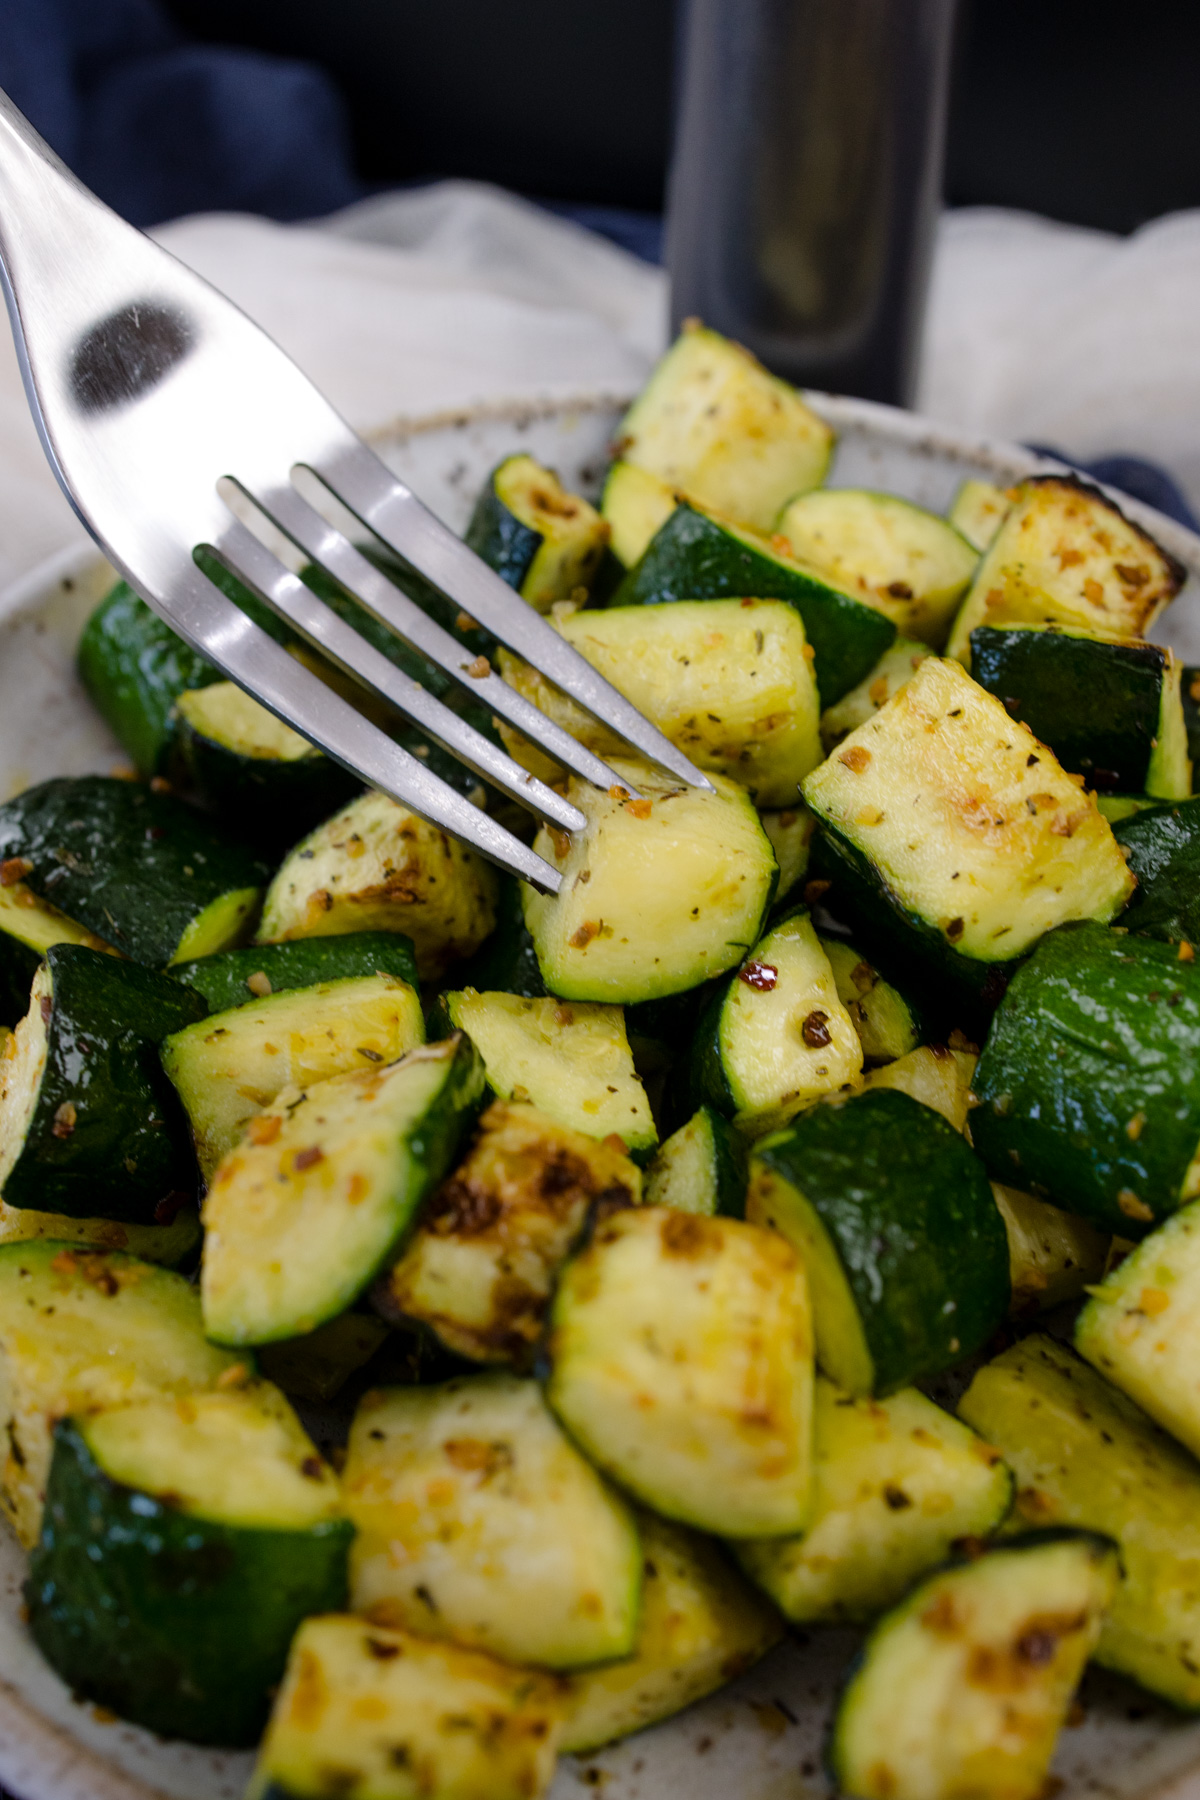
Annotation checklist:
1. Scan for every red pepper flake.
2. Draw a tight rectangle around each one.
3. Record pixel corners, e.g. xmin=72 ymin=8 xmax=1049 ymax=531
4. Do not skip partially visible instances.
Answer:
xmin=154 ymin=1190 xmax=190 ymax=1225
xmin=570 ymin=920 xmax=601 ymax=949
xmin=803 ymin=879 xmax=832 ymax=906
xmin=465 ymin=655 xmax=491 ymax=679
xmin=39 ymin=995 xmax=52 ymax=1026
xmin=625 ymin=797 xmax=652 ymax=820
xmin=801 ymin=1010 xmax=832 ymax=1047
xmin=739 ymin=960 xmax=778 ymax=992
xmin=293 ymin=1145 xmax=325 ymax=1172
xmin=246 ymin=1114 xmax=282 ymax=1147
xmin=838 ymin=746 xmax=871 ymax=773
xmin=0 ymin=857 xmax=32 ymax=887
xmin=149 ymin=775 xmax=172 ymax=795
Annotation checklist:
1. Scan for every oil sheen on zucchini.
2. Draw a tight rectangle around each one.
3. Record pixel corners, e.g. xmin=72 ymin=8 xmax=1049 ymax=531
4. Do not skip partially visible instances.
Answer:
xmin=170 ymin=930 xmax=419 ymax=1014
xmin=644 ymin=1105 xmax=747 ymax=1216
xmin=464 ymin=454 xmax=609 ymax=611
xmin=1113 ymin=796 xmax=1200 ymax=949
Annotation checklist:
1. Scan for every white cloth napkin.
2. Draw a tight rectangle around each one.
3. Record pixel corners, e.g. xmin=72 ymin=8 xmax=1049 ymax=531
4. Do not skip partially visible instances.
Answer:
xmin=2 ymin=179 xmax=1200 ymax=594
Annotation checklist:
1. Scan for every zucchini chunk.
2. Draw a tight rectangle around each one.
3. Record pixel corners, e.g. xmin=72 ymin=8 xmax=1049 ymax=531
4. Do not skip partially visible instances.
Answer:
xmin=860 ymin=1043 xmax=977 ymax=1133
xmin=819 ymin=635 xmax=932 ymax=751
xmin=259 ymin=1311 xmax=390 ymax=1402
xmin=971 ymin=921 xmax=1200 ymax=1234
xmin=344 ymin=1372 xmax=641 ymax=1668
xmin=819 ymin=934 xmax=921 ymax=1064
xmin=162 ymin=972 xmax=425 ymax=1180
xmin=0 ymin=1195 xmax=200 ymax=1267
xmin=601 ymin=460 xmax=678 ymax=568
xmin=561 ymin=1508 xmax=783 ymax=1754
xmin=1097 ymin=793 xmax=1158 ymax=823
xmin=0 ymin=946 xmax=205 ymax=1222
xmin=1113 ymin=796 xmax=1200 ymax=948
xmin=376 ymin=1100 xmax=640 ymax=1365
xmin=26 ymin=1385 xmax=349 ymax=1745
xmin=0 ymin=1240 xmax=241 ymax=1546
xmin=829 ymin=1531 xmax=1117 ymax=1800
xmin=248 ymin=1614 xmax=564 ymax=1800
xmin=969 ymin=624 xmax=1191 ymax=799
xmin=734 ymin=1378 xmax=1013 ymax=1624
xmin=959 ymin=1334 xmax=1200 ymax=1709
xmin=523 ymin=758 xmax=776 ymax=1005
xmin=994 ymin=1184 xmax=1109 ymax=1315
xmin=170 ymin=929 xmax=419 ymax=1014
xmin=0 ymin=877 xmax=117 ymax=1028
xmin=803 ymin=657 xmax=1135 ymax=1029
xmin=497 ymin=599 xmax=822 ymax=807
xmin=1185 ymin=665 xmax=1200 ymax=766
xmin=776 ymin=490 xmax=978 ymax=647
xmin=257 ymin=788 xmax=498 ymax=981
xmin=947 ymin=477 xmax=1011 ymax=554
xmin=644 ymin=1105 xmax=747 ymax=1216
xmin=545 ymin=1206 xmax=813 ymax=1536
xmin=947 ymin=475 xmax=1184 ymax=664
xmin=465 ymin=454 xmax=608 ymax=611
xmin=688 ymin=908 xmax=863 ymax=1135
xmin=748 ymin=1089 xmax=1010 ymax=1395
xmin=758 ymin=804 xmax=815 ymax=907
xmin=616 ymin=324 xmax=833 ymax=531
xmin=612 ymin=502 xmax=894 ymax=706
xmin=441 ymin=990 xmax=655 ymax=1157
xmin=77 ymin=579 xmax=221 ymax=778
xmin=201 ymin=1036 xmax=485 ymax=1345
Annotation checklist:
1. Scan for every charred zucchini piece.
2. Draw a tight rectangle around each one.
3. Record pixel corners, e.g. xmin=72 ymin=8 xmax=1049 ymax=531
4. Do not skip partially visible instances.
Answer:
xmin=162 ymin=973 xmax=425 ymax=1180
xmin=860 ymin=1043 xmax=977 ymax=1134
xmin=601 ymin=461 xmax=678 ymax=569
xmin=758 ymin=805 xmax=815 ymax=908
xmin=26 ymin=1386 xmax=349 ymax=1746
xmin=819 ymin=635 xmax=932 ymax=751
xmin=0 ymin=878 xmax=117 ymax=1028
xmin=959 ymin=1334 xmax=1200 ymax=1710
xmin=734 ymin=1379 xmax=1013 ymax=1624
xmin=258 ymin=788 xmax=498 ymax=982
xmin=947 ymin=478 xmax=1011 ymax=553
xmin=376 ymin=1100 xmax=639 ymax=1365
xmin=561 ymin=1508 xmax=783 ymax=1754
xmin=465 ymin=454 xmax=608 ymax=611
xmin=0 ymin=946 xmax=205 ymax=1222
xmin=819 ymin=935 xmax=921 ymax=1064
xmin=248 ymin=1616 xmax=563 ymax=1800
xmin=829 ymin=1531 xmax=1117 ymax=1800
xmin=170 ymin=930 xmax=419 ymax=1015
xmin=201 ymin=1036 xmax=485 ymax=1346
xmin=545 ymin=1206 xmax=813 ymax=1536
xmin=258 ymin=1311 xmax=390 ymax=1403
xmin=344 ymin=1372 xmax=641 ymax=1668
xmin=617 ymin=324 xmax=833 ymax=531
xmin=748 ymin=1089 xmax=1010 ymax=1395
xmin=1113 ymin=796 xmax=1200 ymax=948
xmin=644 ymin=1105 xmax=747 ymax=1217
xmin=523 ymin=758 xmax=776 ymax=1005
xmin=0 ymin=1196 xmax=200 ymax=1267
xmin=76 ymin=579 xmax=221 ymax=778
xmin=994 ymin=1184 xmax=1109 ymax=1316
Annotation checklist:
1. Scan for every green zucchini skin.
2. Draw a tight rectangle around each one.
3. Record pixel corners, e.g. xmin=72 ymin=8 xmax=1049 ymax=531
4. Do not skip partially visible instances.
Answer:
xmin=1114 ymin=798 xmax=1200 ymax=947
xmin=0 ymin=934 xmax=40 ymax=1029
xmin=25 ymin=1420 xmax=351 ymax=1747
xmin=971 ymin=920 xmax=1200 ymax=1233
xmin=0 ymin=777 xmax=269 ymax=969
xmin=174 ymin=715 xmax=360 ymax=852
xmin=2 ymin=945 xmax=205 ymax=1221
xmin=465 ymin=468 xmax=541 ymax=591
xmin=643 ymin=1106 xmax=747 ymax=1217
xmin=171 ymin=932 xmax=420 ymax=1015
xmin=610 ymin=502 xmax=895 ymax=705
xmin=76 ymin=582 xmax=221 ymax=779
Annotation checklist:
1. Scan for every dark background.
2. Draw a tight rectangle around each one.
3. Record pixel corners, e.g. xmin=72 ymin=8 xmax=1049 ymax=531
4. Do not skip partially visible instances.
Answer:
xmin=161 ymin=0 xmax=1200 ymax=235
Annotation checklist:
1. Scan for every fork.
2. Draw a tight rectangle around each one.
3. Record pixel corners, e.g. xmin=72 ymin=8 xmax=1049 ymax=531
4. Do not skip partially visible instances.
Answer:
xmin=0 ymin=90 xmax=713 ymax=893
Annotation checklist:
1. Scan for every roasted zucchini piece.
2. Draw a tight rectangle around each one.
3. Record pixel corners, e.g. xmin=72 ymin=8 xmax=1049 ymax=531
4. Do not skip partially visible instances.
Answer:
xmin=688 ymin=908 xmax=862 ymax=1135
xmin=612 ymin=501 xmax=894 ymax=706
xmin=257 ymin=788 xmax=498 ymax=981
xmin=758 ymin=804 xmax=815 ymax=908
xmin=201 ymin=1036 xmax=485 ymax=1346
xmin=971 ymin=921 xmax=1200 ymax=1234
xmin=170 ymin=929 xmax=419 ymax=1014
xmin=345 ymin=1372 xmax=641 ymax=1668
xmin=860 ymin=1043 xmax=977 ymax=1133
xmin=0 ymin=776 xmax=267 ymax=967
xmin=0 ymin=1194 xmax=200 ymax=1266
xmin=776 ymin=489 xmax=978 ymax=647
xmin=561 ymin=1508 xmax=783 ymax=1754
xmin=994 ymin=1183 xmax=1109 ymax=1316
xmin=0 ymin=876 xmax=117 ymax=1028
xmin=523 ymin=758 xmax=776 ymax=1005
xmin=947 ymin=475 xmax=1184 ymax=664
xmin=0 ymin=1240 xmax=242 ymax=1547
xmin=829 ymin=1532 xmax=1117 ymax=1800
xmin=162 ymin=972 xmax=425 ymax=1180
xmin=947 ymin=477 xmax=1011 ymax=553
xmin=258 ymin=1311 xmax=391 ymax=1402
xmin=803 ymin=657 xmax=1135 ymax=1031
xmin=545 ymin=1206 xmax=813 ymax=1536
xmin=644 ymin=1105 xmax=747 ymax=1216
xmin=616 ymin=323 xmax=833 ymax=531
xmin=819 ymin=635 xmax=932 ymax=751
xmin=601 ymin=460 xmax=678 ymax=568
xmin=959 ymin=1334 xmax=1200 ymax=1710
xmin=465 ymin=454 xmax=608 ymax=611
xmin=0 ymin=946 xmax=205 ymax=1222
xmin=376 ymin=1100 xmax=640 ymax=1365
xmin=1097 ymin=793 xmax=1159 ymax=824
xmin=26 ymin=1385 xmax=349 ymax=1745
xmin=969 ymin=624 xmax=1191 ymax=799
xmin=819 ymin=934 xmax=920 ymax=1064
xmin=734 ymin=1379 xmax=1012 ymax=1624
xmin=247 ymin=1615 xmax=564 ymax=1800
xmin=497 ymin=599 xmax=822 ymax=807
xmin=748 ymin=1089 xmax=1010 ymax=1395
xmin=1113 ymin=796 xmax=1200 ymax=948
xmin=76 ymin=579 xmax=221 ymax=778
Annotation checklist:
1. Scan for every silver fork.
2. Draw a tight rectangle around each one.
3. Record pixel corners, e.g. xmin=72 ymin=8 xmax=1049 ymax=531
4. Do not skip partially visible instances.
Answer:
xmin=0 ymin=90 xmax=712 ymax=893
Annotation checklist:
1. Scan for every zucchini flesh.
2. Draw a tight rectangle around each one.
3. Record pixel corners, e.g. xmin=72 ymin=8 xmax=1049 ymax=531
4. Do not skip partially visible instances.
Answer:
xmin=162 ymin=973 xmax=425 ymax=1180
xmin=170 ymin=930 xmax=419 ymax=1014
xmin=616 ymin=324 xmax=833 ymax=531
xmin=644 ymin=1105 xmax=747 ymax=1217
xmin=734 ymin=1378 xmax=1013 ymax=1624
xmin=1113 ymin=796 xmax=1200 ymax=948
xmin=748 ymin=1089 xmax=1010 ymax=1395
xmin=959 ymin=1334 xmax=1200 ymax=1709
xmin=465 ymin=453 xmax=608 ymax=611
xmin=344 ymin=1372 xmax=641 ymax=1669
xmin=0 ymin=1195 xmax=200 ymax=1267
xmin=947 ymin=478 xmax=1011 ymax=553
xmin=819 ymin=635 xmax=932 ymax=751
xmin=776 ymin=489 xmax=978 ymax=647
xmin=377 ymin=1100 xmax=640 ymax=1365
xmin=76 ymin=579 xmax=221 ymax=778
xmin=442 ymin=989 xmax=655 ymax=1157
xmin=0 ymin=878 xmax=116 ymax=1028
xmin=829 ymin=1532 xmax=1117 ymax=1800
xmin=994 ymin=1183 xmax=1109 ymax=1316
xmin=819 ymin=934 xmax=920 ymax=1063
xmin=545 ymin=1206 xmax=813 ymax=1537
xmin=0 ymin=1240 xmax=241 ymax=1547
xmin=860 ymin=1044 xmax=977 ymax=1134
xmin=257 ymin=787 xmax=498 ymax=982
xmin=970 ymin=922 xmax=1200 ymax=1234
xmin=248 ymin=1615 xmax=564 ymax=1800
xmin=201 ymin=1036 xmax=485 ymax=1346
xmin=523 ymin=757 xmax=776 ymax=1005
xmin=758 ymin=805 xmax=815 ymax=909
xmin=600 ymin=461 xmax=678 ymax=568
xmin=560 ymin=1508 xmax=783 ymax=1754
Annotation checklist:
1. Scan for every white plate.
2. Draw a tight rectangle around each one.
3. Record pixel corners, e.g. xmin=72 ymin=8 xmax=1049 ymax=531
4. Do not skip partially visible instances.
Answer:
xmin=1 ymin=394 xmax=1200 ymax=1800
